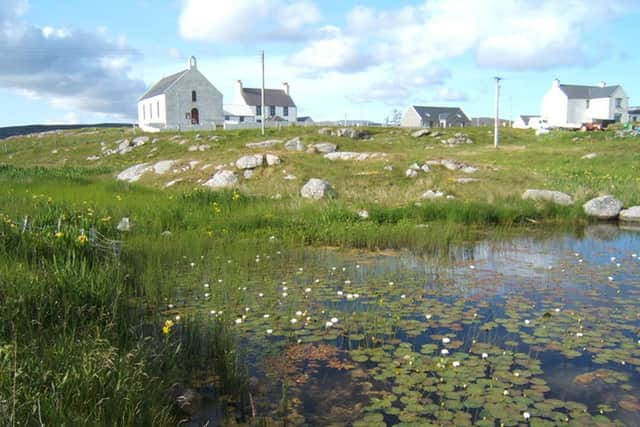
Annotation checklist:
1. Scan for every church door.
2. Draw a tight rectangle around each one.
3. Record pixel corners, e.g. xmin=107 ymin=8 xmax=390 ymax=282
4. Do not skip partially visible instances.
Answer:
xmin=191 ymin=108 xmax=199 ymax=125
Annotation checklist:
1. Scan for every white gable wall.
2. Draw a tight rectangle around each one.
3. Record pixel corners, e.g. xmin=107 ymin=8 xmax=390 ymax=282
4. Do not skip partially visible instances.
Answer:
xmin=137 ymin=94 xmax=166 ymax=127
xmin=164 ymin=69 xmax=224 ymax=129
xmin=541 ymin=86 xmax=568 ymax=127
xmin=400 ymin=107 xmax=422 ymax=128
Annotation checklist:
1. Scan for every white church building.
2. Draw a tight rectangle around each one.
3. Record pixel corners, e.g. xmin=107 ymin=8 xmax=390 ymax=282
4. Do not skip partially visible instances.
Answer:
xmin=137 ymin=57 xmax=224 ymax=132
xmin=541 ymin=79 xmax=629 ymax=128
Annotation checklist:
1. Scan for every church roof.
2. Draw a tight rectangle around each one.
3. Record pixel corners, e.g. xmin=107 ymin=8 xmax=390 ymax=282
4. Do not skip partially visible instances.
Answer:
xmin=139 ymin=69 xmax=189 ymax=101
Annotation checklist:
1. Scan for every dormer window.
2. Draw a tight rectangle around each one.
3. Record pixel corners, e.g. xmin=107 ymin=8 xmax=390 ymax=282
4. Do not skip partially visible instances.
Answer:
xmin=192 ymin=90 xmax=197 ymax=102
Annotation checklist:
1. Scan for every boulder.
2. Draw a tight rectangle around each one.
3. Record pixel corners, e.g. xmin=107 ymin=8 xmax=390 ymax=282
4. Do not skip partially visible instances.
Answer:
xmin=312 ymin=142 xmax=337 ymax=154
xmin=619 ymin=206 xmax=640 ymax=222
xmin=421 ymin=165 xmax=431 ymax=173
xmin=116 ymin=163 xmax=151 ymax=182
xmin=318 ymin=128 xmax=333 ymax=136
xmin=235 ymin=154 xmax=264 ymax=169
xmin=284 ymin=137 xmax=305 ymax=151
xmin=132 ymin=136 xmax=149 ymax=147
xmin=265 ymin=154 xmax=281 ymax=166
xmin=383 ymin=165 xmax=393 ymax=171
xmin=408 ymin=163 xmax=421 ymax=171
xmin=300 ymin=178 xmax=336 ymax=199
xmin=86 ymin=155 xmax=100 ymax=161
xmin=358 ymin=210 xmax=370 ymax=219
xmin=335 ymin=128 xmax=371 ymax=139
xmin=405 ymin=169 xmax=419 ymax=178
xmin=203 ymin=170 xmax=238 ymax=189
xmin=411 ymin=129 xmax=431 ymax=138
xmin=245 ymin=139 xmax=282 ymax=148
xmin=243 ymin=169 xmax=255 ymax=179
xmin=188 ymin=144 xmax=210 ymax=152
xmin=522 ymin=189 xmax=574 ymax=206
xmin=441 ymin=159 xmax=460 ymax=171
xmin=117 ymin=217 xmax=131 ymax=232
xmin=442 ymin=133 xmax=473 ymax=145
xmin=153 ymin=160 xmax=176 ymax=175
xmin=583 ymin=195 xmax=624 ymax=219
xmin=461 ymin=166 xmax=479 ymax=174
xmin=421 ymin=190 xmax=445 ymax=199
xmin=581 ymin=153 xmax=598 ymax=160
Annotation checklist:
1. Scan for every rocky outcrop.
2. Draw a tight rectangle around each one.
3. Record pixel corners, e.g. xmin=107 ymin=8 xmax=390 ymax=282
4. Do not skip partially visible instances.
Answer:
xmin=583 ymin=195 xmax=624 ymax=220
xmin=153 ymin=160 xmax=176 ymax=175
xmin=235 ymin=154 xmax=265 ymax=170
xmin=117 ymin=163 xmax=151 ymax=182
xmin=323 ymin=152 xmax=385 ymax=161
xmin=284 ymin=137 xmax=305 ymax=151
xmin=421 ymin=190 xmax=445 ymax=199
xmin=310 ymin=143 xmax=338 ymax=154
xmin=411 ymin=129 xmax=431 ymax=138
xmin=245 ymin=139 xmax=282 ymax=148
xmin=300 ymin=178 xmax=336 ymax=199
xmin=265 ymin=154 xmax=281 ymax=166
xmin=203 ymin=170 xmax=238 ymax=189
xmin=442 ymin=133 xmax=473 ymax=145
xmin=522 ymin=189 xmax=574 ymax=206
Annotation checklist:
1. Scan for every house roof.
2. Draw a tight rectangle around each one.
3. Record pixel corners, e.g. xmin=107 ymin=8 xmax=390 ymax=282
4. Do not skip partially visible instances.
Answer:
xmin=520 ymin=115 xmax=540 ymax=125
xmin=559 ymin=84 xmax=621 ymax=100
xmin=139 ymin=69 xmax=189 ymax=101
xmin=413 ymin=106 xmax=470 ymax=122
xmin=242 ymin=88 xmax=296 ymax=108
xmin=297 ymin=116 xmax=313 ymax=122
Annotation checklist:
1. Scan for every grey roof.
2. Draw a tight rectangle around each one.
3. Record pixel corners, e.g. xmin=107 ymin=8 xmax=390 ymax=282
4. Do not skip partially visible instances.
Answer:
xmin=628 ymin=106 xmax=640 ymax=114
xmin=413 ymin=106 xmax=470 ymax=122
xmin=559 ymin=84 xmax=621 ymax=100
xmin=520 ymin=115 xmax=540 ymax=125
xmin=139 ymin=69 xmax=189 ymax=101
xmin=242 ymin=88 xmax=296 ymax=107
xmin=297 ymin=116 xmax=313 ymax=122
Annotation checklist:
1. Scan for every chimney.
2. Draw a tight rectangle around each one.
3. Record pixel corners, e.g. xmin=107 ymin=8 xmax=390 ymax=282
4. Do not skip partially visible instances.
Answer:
xmin=599 ymin=81 xmax=606 ymax=88
xmin=282 ymin=82 xmax=290 ymax=96
xmin=552 ymin=78 xmax=560 ymax=88
xmin=236 ymin=80 xmax=243 ymax=95
xmin=188 ymin=56 xmax=197 ymax=70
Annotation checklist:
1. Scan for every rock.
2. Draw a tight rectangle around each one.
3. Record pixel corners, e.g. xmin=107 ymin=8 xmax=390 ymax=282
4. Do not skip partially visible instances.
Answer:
xmin=421 ymin=165 xmax=431 ymax=173
xmin=151 ymin=138 xmax=159 ymax=144
xmin=188 ymin=144 xmax=210 ymax=152
xmin=235 ymin=154 xmax=264 ymax=170
xmin=312 ymin=142 xmax=337 ymax=154
xmin=583 ymin=195 xmax=624 ymax=219
xmin=442 ymin=133 xmax=473 ymax=145
xmin=318 ymin=128 xmax=333 ymax=136
xmin=431 ymin=131 xmax=443 ymax=138
xmin=164 ymin=179 xmax=183 ymax=188
xmin=421 ymin=190 xmax=445 ymax=199
xmin=284 ymin=137 xmax=305 ymax=151
xmin=411 ymin=129 xmax=432 ymax=138
xmin=619 ymin=206 xmax=640 ymax=222
xmin=441 ymin=160 xmax=460 ymax=171
xmin=171 ymin=386 xmax=203 ymax=416
xmin=324 ymin=152 xmax=384 ymax=161
xmin=132 ymin=136 xmax=149 ymax=147
xmin=582 ymin=153 xmax=598 ymax=160
xmin=455 ymin=178 xmax=479 ymax=184
xmin=408 ymin=163 xmax=421 ymax=171
xmin=522 ymin=189 xmax=574 ymax=206
xmin=358 ymin=210 xmax=370 ymax=219
xmin=335 ymin=128 xmax=371 ymax=139
xmin=461 ymin=166 xmax=479 ymax=174
xmin=116 ymin=163 xmax=151 ymax=182
xmin=383 ymin=165 xmax=393 ymax=171
xmin=203 ymin=170 xmax=238 ymax=189
xmin=284 ymin=174 xmax=297 ymax=180
xmin=86 ymin=155 xmax=100 ymax=161
xmin=265 ymin=154 xmax=281 ymax=166
xmin=153 ymin=160 xmax=176 ymax=175
xmin=117 ymin=217 xmax=131 ymax=232
xmin=245 ymin=139 xmax=282 ymax=148
xmin=243 ymin=169 xmax=255 ymax=179
xmin=406 ymin=169 xmax=419 ymax=178
xmin=425 ymin=160 xmax=441 ymax=166
xmin=300 ymin=178 xmax=336 ymax=199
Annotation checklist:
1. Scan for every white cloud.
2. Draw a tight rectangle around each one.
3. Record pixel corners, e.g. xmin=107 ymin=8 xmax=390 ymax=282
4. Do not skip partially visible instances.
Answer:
xmin=179 ymin=0 xmax=321 ymax=42
xmin=432 ymin=87 xmax=468 ymax=102
xmin=0 ymin=0 xmax=28 ymax=23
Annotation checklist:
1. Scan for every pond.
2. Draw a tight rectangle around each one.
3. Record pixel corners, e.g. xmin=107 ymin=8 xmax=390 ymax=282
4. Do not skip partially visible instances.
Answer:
xmin=172 ymin=224 xmax=640 ymax=426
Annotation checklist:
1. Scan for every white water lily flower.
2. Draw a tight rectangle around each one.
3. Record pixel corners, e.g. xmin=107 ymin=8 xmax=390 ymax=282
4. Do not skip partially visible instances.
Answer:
xmin=190 ymin=262 xmax=195 ymax=267
xmin=503 ymin=390 xmax=509 ymax=396
xmin=523 ymin=412 xmax=531 ymax=420
xmin=258 ymin=293 xmax=264 ymax=297
xmin=204 ymin=293 xmax=210 ymax=298
xmin=608 ymin=276 xmax=614 ymax=281
xmin=203 ymin=283 xmax=210 ymax=288
xmin=245 ymin=307 xmax=250 ymax=312
xmin=325 ymin=321 xmax=333 ymax=328
xmin=282 ymin=292 xmax=287 ymax=297
xmin=524 ymin=319 xmax=531 ymax=325
xmin=263 ymin=314 xmax=270 ymax=318
xmin=452 ymin=361 xmax=460 ymax=367
xmin=210 ymin=310 xmax=216 ymax=315
xmin=305 ymin=288 xmax=311 ymax=293
xmin=470 ymin=265 xmax=475 ymax=270
xmin=344 ymin=280 xmax=351 ymax=285
xmin=401 ymin=294 xmax=406 ymax=299
xmin=425 ymin=314 xmax=432 ymax=320
xmin=388 ymin=281 xmax=394 ymax=286
xmin=175 ymin=315 xmax=180 ymax=321
xmin=235 ymin=318 xmax=242 ymax=324
xmin=282 ymin=286 xmax=288 ymax=291
xmin=514 ymin=372 xmax=520 ymax=377
xmin=314 ymin=279 xmax=320 ymax=283
xmin=331 ymin=317 xmax=339 ymax=323
xmin=442 ymin=337 xmax=451 ymax=344
xmin=290 ymin=318 xmax=298 ymax=324
xmin=266 ymin=329 xmax=273 ymax=334
xmin=337 ymin=291 xmax=343 ymax=296
xmin=555 ymin=308 xmax=561 ymax=312
xmin=482 ymin=353 xmax=488 ymax=359
xmin=610 ymin=257 xmax=616 ymax=262
xmin=576 ymin=332 xmax=584 ymax=337
xmin=168 ymin=304 xmax=174 ymax=309
xmin=218 ymin=279 xmax=223 ymax=283
xmin=346 ymin=294 xmax=354 ymax=300
xmin=296 ymin=311 xmax=303 ymax=316
xmin=441 ymin=349 xmax=449 ymax=355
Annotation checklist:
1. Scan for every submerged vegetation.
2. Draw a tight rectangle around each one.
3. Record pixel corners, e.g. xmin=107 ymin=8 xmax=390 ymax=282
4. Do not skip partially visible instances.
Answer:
xmin=1 ymin=125 xmax=639 ymax=425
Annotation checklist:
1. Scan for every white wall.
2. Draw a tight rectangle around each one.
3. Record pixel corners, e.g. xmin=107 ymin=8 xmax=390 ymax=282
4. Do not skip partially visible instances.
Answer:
xmin=541 ymin=86 xmax=568 ymax=127
xmin=137 ymin=94 xmax=166 ymax=126
xmin=165 ymin=69 xmax=224 ymax=129
xmin=400 ymin=107 xmax=422 ymax=128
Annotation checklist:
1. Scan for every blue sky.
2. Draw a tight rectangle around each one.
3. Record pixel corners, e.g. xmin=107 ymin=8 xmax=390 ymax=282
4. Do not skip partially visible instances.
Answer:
xmin=0 ymin=0 xmax=638 ymax=126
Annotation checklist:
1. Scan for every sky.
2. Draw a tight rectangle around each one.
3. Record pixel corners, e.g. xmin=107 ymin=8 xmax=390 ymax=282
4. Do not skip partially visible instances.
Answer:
xmin=0 ymin=0 xmax=639 ymax=126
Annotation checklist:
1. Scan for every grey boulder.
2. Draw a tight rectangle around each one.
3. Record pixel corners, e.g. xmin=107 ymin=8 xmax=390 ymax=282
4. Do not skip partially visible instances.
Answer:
xmin=522 ymin=189 xmax=574 ymax=206
xmin=203 ymin=170 xmax=238 ymax=189
xmin=235 ymin=154 xmax=264 ymax=170
xmin=583 ymin=195 xmax=623 ymax=219
xmin=300 ymin=178 xmax=336 ymax=199
xmin=619 ymin=206 xmax=640 ymax=222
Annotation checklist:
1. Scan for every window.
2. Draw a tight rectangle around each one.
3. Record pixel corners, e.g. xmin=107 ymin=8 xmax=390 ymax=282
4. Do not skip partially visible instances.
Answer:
xmin=149 ymin=103 xmax=152 ymax=119
xmin=269 ymin=106 xmax=276 ymax=117
xmin=256 ymin=106 xmax=262 ymax=116
xmin=615 ymin=98 xmax=623 ymax=108
xmin=192 ymin=90 xmax=197 ymax=102
xmin=239 ymin=116 xmax=244 ymax=123
xmin=586 ymin=99 xmax=590 ymax=109
xmin=142 ymin=104 xmax=146 ymax=120
xmin=283 ymin=106 xmax=289 ymax=117
xmin=614 ymin=113 xmax=622 ymax=122
xmin=157 ymin=101 xmax=160 ymax=118
xmin=225 ymin=115 xmax=230 ymax=121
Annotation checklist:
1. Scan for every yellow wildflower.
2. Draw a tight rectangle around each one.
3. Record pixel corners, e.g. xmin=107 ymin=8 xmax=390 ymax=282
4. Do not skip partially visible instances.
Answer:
xmin=77 ymin=234 xmax=88 ymax=245
xmin=55 ymin=231 xmax=64 ymax=238
xmin=162 ymin=319 xmax=175 ymax=335
xmin=232 ymin=192 xmax=240 ymax=201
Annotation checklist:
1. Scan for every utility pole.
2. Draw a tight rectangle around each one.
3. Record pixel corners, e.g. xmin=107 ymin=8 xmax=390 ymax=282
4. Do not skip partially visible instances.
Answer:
xmin=494 ymin=76 xmax=502 ymax=149
xmin=261 ymin=50 xmax=265 ymax=136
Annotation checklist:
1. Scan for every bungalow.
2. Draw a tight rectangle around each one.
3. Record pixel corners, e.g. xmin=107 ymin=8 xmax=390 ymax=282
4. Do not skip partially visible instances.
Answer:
xmin=400 ymin=106 xmax=470 ymax=128
xmin=513 ymin=115 xmax=545 ymax=129
xmin=541 ymin=79 xmax=629 ymax=128
xmin=224 ymin=80 xmax=297 ymax=124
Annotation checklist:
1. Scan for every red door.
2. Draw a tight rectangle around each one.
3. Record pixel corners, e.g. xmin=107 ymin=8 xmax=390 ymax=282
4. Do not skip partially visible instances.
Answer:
xmin=191 ymin=108 xmax=199 ymax=125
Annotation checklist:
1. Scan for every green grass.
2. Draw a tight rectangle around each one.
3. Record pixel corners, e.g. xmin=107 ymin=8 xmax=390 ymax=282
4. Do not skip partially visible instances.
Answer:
xmin=0 ymin=125 xmax=638 ymax=424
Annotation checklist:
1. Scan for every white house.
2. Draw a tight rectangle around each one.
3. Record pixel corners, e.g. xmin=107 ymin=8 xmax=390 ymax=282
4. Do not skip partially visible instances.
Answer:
xmin=224 ymin=80 xmax=297 ymax=124
xmin=513 ymin=115 xmax=544 ymax=129
xmin=541 ymin=79 xmax=629 ymax=128
xmin=400 ymin=106 xmax=470 ymax=128
xmin=138 ymin=57 xmax=224 ymax=132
